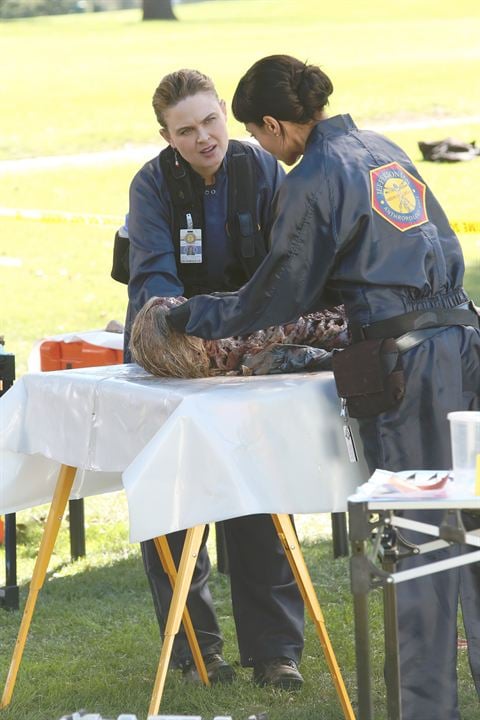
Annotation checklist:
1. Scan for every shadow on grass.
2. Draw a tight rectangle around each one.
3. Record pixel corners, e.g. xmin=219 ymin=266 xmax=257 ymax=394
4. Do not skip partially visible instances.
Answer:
xmin=2 ymin=539 xmax=479 ymax=719
xmin=0 ymin=542 xmax=363 ymax=720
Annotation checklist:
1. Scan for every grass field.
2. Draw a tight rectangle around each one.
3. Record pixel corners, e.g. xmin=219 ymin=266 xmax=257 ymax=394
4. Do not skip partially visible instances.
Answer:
xmin=1 ymin=0 xmax=480 ymax=158
xmin=1 ymin=2 xmax=480 ymax=718
xmin=1 ymin=0 xmax=479 ymax=374
xmin=1 ymin=498 xmax=479 ymax=720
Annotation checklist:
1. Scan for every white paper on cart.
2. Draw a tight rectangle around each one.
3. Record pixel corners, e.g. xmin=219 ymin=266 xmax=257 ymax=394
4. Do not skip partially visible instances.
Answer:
xmin=355 ymin=468 xmax=453 ymax=500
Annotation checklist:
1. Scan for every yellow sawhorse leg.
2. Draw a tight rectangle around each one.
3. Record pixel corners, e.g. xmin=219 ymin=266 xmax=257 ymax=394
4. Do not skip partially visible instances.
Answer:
xmin=148 ymin=524 xmax=206 ymax=718
xmin=153 ymin=536 xmax=209 ymax=685
xmin=271 ymin=514 xmax=355 ymax=720
xmin=1 ymin=464 xmax=77 ymax=709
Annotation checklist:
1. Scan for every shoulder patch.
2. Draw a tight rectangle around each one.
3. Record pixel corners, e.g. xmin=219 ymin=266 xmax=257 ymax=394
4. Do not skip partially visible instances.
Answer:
xmin=370 ymin=162 xmax=428 ymax=231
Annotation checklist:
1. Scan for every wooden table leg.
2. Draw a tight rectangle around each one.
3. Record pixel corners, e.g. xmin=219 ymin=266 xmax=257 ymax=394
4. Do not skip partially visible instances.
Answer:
xmin=148 ymin=524 xmax=207 ymax=718
xmin=1 ymin=464 xmax=77 ymax=709
xmin=153 ymin=536 xmax=209 ymax=685
xmin=271 ymin=514 xmax=356 ymax=720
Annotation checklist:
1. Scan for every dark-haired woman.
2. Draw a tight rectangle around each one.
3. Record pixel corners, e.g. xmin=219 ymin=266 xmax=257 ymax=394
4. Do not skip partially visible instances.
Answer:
xmin=125 ymin=68 xmax=305 ymax=690
xmin=166 ymin=55 xmax=480 ymax=719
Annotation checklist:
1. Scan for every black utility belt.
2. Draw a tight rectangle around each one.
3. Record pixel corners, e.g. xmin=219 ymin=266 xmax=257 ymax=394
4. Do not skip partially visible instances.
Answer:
xmin=333 ymin=302 xmax=479 ymax=419
xmin=349 ymin=302 xmax=479 ymax=343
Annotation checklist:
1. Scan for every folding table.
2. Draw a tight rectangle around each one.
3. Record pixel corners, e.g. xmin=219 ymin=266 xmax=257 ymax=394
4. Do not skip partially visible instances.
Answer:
xmin=0 ymin=364 xmax=369 ymax=717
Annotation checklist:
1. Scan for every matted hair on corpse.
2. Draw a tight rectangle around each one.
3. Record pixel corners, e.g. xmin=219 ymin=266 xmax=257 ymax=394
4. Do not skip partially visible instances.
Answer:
xmin=129 ymin=296 xmax=210 ymax=378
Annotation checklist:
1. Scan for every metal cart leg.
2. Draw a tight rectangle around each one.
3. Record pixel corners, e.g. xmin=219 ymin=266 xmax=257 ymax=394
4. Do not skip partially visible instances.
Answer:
xmin=68 ymin=498 xmax=86 ymax=560
xmin=1 ymin=513 xmax=19 ymax=610
xmin=0 ymin=349 xmax=18 ymax=610
xmin=352 ymin=590 xmax=373 ymax=720
xmin=332 ymin=511 xmax=349 ymax=558
xmin=349 ymin=500 xmax=375 ymax=720
xmin=383 ymin=571 xmax=402 ymax=720
xmin=349 ymin=500 xmax=402 ymax=719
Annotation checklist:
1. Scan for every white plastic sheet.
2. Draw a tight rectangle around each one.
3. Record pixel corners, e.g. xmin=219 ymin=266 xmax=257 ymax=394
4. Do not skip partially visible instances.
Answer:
xmin=0 ymin=364 xmax=369 ymax=541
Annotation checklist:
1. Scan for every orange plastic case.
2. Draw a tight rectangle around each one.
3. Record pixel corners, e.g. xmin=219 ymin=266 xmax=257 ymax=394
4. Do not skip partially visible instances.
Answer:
xmin=39 ymin=340 xmax=123 ymax=371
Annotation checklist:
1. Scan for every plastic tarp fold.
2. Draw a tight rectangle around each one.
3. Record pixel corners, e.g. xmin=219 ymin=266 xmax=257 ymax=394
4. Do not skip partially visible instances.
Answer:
xmin=0 ymin=364 xmax=368 ymax=541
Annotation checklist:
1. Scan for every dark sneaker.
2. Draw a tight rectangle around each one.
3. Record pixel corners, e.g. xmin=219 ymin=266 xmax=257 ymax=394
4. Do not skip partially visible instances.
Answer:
xmin=253 ymin=657 xmax=304 ymax=690
xmin=182 ymin=653 xmax=236 ymax=684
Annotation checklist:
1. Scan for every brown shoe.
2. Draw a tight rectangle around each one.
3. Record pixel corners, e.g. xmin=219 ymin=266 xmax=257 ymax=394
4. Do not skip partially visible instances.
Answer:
xmin=253 ymin=657 xmax=304 ymax=690
xmin=182 ymin=653 xmax=236 ymax=684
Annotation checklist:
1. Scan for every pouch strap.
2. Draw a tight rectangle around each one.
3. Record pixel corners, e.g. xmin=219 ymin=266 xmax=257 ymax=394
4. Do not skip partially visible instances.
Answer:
xmin=395 ymin=327 xmax=445 ymax=353
xmin=350 ymin=302 xmax=479 ymax=342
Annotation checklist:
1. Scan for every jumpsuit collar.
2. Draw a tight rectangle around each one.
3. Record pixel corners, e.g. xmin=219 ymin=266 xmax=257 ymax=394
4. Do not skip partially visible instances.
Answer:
xmin=306 ymin=114 xmax=358 ymax=147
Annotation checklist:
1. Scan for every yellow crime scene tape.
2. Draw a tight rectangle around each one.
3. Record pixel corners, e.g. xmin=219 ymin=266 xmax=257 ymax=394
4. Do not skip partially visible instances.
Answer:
xmin=0 ymin=208 xmax=479 ymax=233
xmin=0 ymin=208 xmax=123 ymax=226
xmin=449 ymin=221 xmax=480 ymax=234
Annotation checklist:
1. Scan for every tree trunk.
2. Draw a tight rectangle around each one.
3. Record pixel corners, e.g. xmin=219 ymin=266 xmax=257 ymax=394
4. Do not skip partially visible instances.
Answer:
xmin=143 ymin=0 xmax=177 ymax=20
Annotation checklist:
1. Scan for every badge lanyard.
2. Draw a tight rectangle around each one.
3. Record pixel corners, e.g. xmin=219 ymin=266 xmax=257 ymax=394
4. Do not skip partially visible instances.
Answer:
xmin=180 ymin=212 xmax=203 ymax=264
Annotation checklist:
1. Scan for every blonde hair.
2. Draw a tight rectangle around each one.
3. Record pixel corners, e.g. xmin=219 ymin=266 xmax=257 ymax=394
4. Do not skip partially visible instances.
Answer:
xmin=152 ymin=69 xmax=219 ymax=128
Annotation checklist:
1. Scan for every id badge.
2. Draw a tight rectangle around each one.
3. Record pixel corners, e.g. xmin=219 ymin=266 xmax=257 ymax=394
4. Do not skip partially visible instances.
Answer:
xmin=343 ymin=423 xmax=359 ymax=463
xmin=180 ymin=228 xmax=203 ymax=264
xmin=340 ymin=398 xmax=358 ymax=463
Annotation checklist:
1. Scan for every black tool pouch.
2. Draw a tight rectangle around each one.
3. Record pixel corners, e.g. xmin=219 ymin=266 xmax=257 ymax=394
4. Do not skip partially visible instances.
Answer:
xmin=111 ymin=230 xmax=130 ymax=285
xmin=332 ymin=338 xmax=405 ymax=418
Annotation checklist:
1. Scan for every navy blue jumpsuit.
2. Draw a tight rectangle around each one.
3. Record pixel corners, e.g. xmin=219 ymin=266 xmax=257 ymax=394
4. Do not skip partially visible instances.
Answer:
xmin=126 ymin=141 xmax=305 ymax=669
xmin=168 ymin=115 xmax=480 ymax=718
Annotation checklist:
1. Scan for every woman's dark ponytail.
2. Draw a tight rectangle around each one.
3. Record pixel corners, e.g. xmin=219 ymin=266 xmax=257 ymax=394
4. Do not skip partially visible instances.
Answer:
xmin=232 ymin=55 xmax=333 ymax=126
xmin=295 ymin=64 xmax=333 ymax=119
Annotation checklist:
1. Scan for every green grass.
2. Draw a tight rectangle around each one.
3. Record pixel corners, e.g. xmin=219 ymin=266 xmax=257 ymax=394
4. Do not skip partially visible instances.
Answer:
xmin=1 ymin=0 xmax=479 ymax=374
xmin=1 ymin=502 xmax=479 ymax=719
xmin=0 ymin=219 xmax=126 ymax=375
xmin=0 ymin=1 xmax=479 ymax=158
xmin=0 ymin=3 xmax=480 ymax=717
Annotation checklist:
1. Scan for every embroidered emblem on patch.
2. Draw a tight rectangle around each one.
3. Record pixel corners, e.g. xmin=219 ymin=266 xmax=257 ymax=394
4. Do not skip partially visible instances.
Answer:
xmin=370 ymin=162 xmax=428 ymax=231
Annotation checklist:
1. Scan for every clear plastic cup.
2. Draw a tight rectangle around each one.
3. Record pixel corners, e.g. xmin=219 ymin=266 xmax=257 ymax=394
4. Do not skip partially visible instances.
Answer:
xmin=448 ymin=411 xmax=480 ymax=494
